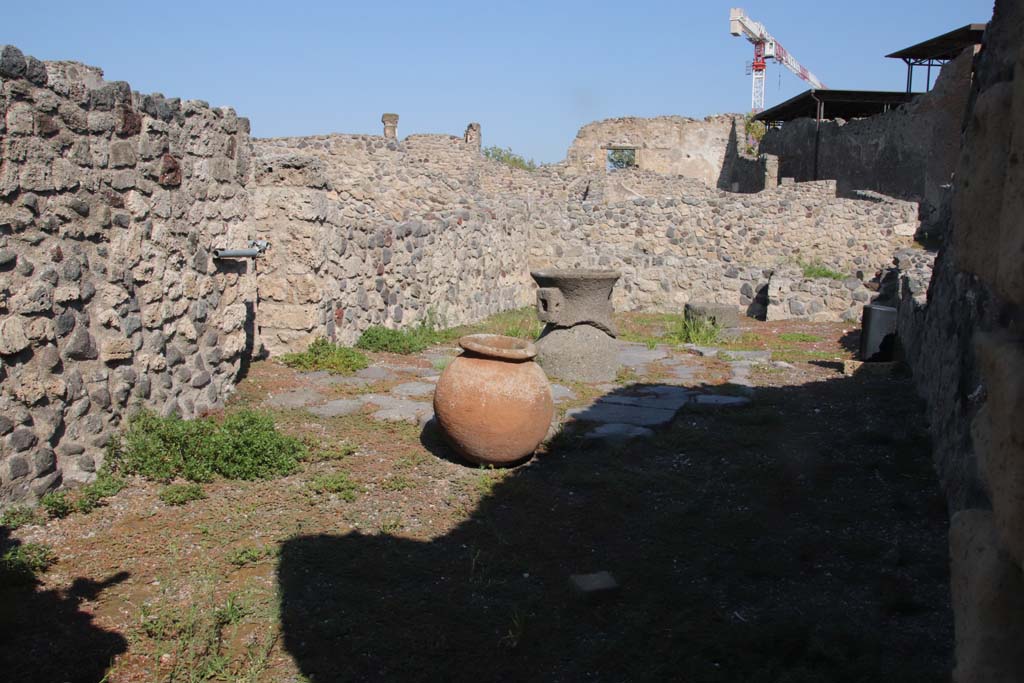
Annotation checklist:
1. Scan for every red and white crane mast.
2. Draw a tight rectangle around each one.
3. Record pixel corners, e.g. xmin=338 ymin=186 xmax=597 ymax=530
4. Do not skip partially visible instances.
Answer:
xmin=729 ymin=8 xmax=826 ymax=112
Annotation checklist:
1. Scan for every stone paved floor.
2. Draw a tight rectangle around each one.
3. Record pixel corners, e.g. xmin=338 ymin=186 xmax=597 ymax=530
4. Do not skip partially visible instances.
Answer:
xmin=262 ymin=341 xmax=766 ymax=443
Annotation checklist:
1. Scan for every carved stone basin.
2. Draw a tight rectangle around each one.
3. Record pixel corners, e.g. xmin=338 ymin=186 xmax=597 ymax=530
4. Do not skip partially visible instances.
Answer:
xmin=530 ymin=269 xmax=621 ymax=336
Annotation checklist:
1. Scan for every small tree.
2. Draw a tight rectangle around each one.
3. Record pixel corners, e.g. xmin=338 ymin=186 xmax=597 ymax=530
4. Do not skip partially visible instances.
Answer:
xmin=743 ymin=113 xmax=767 ymax=155
xmin=482 ymin=146 xmax=537 ymax=171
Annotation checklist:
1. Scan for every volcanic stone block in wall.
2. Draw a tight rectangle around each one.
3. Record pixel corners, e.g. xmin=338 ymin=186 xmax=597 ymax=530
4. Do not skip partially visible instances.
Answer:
xmin=684 ymin=302 xmax=739 ymax=329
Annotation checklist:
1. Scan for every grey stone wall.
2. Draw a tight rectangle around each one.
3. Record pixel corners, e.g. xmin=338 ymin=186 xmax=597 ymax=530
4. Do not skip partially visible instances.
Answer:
xmin=250 ymin=133 xmax=536 ymax=352
xmin=760 ymin=48 xmax=973 ymax=225
xmin=894 ymin=2 xmax=1024 ymax=678
xmin=528 ymin=179 xmax=918 ymax=318
xmin=0 ymin=46 xmax=256 ymax=500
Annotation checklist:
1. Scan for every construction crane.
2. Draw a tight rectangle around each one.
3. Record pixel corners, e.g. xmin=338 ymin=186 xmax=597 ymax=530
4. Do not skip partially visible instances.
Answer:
xmin=729 ymin=7 xmax=826 ymax=113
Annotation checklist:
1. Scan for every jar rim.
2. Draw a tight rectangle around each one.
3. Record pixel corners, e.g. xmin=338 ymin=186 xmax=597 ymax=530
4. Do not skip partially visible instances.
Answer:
xmin=458 ymin=334 xmax=537 ymax=360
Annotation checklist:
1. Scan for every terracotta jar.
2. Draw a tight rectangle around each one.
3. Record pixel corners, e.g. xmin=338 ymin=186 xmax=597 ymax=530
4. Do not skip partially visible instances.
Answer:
xmin=433 ymin=334 xmax=554 ymax=465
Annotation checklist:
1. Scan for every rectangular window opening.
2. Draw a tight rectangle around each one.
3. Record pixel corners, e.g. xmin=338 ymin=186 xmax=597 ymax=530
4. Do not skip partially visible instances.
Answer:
xmin=606 ymin=147 xmax=637 ymax=171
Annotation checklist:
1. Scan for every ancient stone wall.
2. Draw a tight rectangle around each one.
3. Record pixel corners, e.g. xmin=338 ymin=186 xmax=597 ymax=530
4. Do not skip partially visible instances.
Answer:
xmin=565 ymin=115 xmax=741 ymax=188
xmin=760 ymin=48 xmax=973 ymax=225
xmin=0 ymin=46 xmax=256 ymax=500
xmin=894 ymin=2 xmax=1024 ymax=678
xmin=250 ymin=133 xmax=535 ymax=352
xmin=528 ymin=179 xmax=918 ymax=317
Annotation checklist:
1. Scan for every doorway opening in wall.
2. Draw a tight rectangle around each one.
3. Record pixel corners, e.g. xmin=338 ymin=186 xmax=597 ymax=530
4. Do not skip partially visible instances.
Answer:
xmin=606 ymin=147 xmax=637 ymax=171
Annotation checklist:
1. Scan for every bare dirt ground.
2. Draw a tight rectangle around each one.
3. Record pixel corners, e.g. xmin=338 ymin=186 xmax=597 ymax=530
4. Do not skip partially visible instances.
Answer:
xmin=0 ymin=316 xmax=952 ymax=682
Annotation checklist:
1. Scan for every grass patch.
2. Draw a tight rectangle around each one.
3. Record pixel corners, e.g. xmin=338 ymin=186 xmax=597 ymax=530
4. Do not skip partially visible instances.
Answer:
xmin=799 ymin=260 xmax=846 ymax=280
xmin=279 ymin=338 xmax=369 ymax=375
xmin=381 ymin=475 xmax=416 ymax=492
xmin=356 ymin=323 xmax=455 ymax=355
xmin=1 ymin=505 xmax=39 ymax=530
xmin=109 ymin=409 xmax=304 ymax=483
xmin=227 ymin=545 xmax=277 ymax=567
xmin=618 ymin=312 xmax=720 ymax=348
xmin=469 ymin=306 xmax=543 ymax=339
xmin=308 ymin=472 xmax=360 ymax=501
xmin=300 ymin=439 xmax=356 ymax=462
xmin=159 ymin=482 xmax=207 ymax=506
xmin=1 ymin=542 xmax=55 ymax=582
xmin=778 ymin=332 xmax=823 ymax=343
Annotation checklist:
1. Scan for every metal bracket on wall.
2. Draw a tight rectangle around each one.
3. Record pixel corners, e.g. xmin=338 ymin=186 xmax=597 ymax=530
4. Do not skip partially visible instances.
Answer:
xmin=212 ymin=240 xmax=271 ymax=259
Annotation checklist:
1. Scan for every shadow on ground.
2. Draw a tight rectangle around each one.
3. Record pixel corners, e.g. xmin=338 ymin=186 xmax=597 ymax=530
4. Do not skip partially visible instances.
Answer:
xmin=0 ymin=528 xmax=128 ymax=682
xmin=278 ymin=376 xmax=951 ymax=682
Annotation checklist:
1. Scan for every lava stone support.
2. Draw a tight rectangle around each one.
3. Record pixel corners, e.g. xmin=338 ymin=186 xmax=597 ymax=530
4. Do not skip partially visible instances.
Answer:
xmin=531 ymin=269 xmax=621 ymax=383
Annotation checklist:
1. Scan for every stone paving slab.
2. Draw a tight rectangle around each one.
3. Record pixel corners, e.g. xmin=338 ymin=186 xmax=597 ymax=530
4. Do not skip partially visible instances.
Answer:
xmin=362 ymin=394 xmax=434 ymax=425
xmin=391 ymin=381 xmax=435 ymax=398
xmin=307 ymin=398 xmax=365 ymax=418
xmin=264 ymin=388 xmax=322 ymax=410
xmin=356 ymin=366 xmax=398 ymax=381
xmin=550 ymin=384 xmax=576 ymax=403
xmin=583 ymin=423 xmax=655 ymax=440
xmin=687 ymin=345 xmax=771 ymax=363
xmin=300 ymin=371 xmax=373 ymax=388
xmin=617 ymin=343 xmax=668 ymax=370
xmin=692 ymin=394 xmax=751 ymax=407
xmin=598 ymin=386 xmax=692 ymax=412
xmin=565 ymin=402 xmax=678 ymax=427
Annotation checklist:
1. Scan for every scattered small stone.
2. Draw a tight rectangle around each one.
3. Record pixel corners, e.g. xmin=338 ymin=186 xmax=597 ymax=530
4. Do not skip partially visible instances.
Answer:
xmin=569 ymin=571 xmax=620 ymax=598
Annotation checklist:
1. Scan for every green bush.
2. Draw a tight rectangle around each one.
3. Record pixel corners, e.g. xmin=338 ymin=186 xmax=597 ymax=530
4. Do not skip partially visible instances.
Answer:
xmin=159 ymin=483 xmax=207 ymax=506
xmin=482 ymin=146 xmax=537 ymax=171
xmin=109 ymin=409 xmax=304 ymax=483
xmin=1 ymin=505 xmax=38 ymax=530
xmin=40 ymin=491 xmax=72 ymax=519
xmin=279 ymin=338 xmax=369 ymax=375
xmin=1 ymin=542 xmax=55 ymax=582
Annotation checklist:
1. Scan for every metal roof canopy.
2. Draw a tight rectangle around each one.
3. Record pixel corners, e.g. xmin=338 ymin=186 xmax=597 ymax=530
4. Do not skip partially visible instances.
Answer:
xmin=886 ymin=23 xmax=986 ymax=92
xmin=753 ymin=89 xmax=917 ymax=124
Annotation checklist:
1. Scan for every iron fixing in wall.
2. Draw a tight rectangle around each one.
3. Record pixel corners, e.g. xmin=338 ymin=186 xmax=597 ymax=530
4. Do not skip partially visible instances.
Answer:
xmin=212 ymin=240 xmax=271 ymax=259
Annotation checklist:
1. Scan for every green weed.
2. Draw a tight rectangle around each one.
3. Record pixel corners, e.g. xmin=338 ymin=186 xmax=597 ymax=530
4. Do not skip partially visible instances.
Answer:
xmin=159 ymin=483 xmax=207 ymax=506
xmin=799 ymin=260 xmax=846 ymax=280
xmin=778 ymin=332 xmax=823 ymax=343
xmin=667 ymin=316 xmax=721 ymax=346
xmin=308 ymin=472 xmax=360 ymax=501
xmin=109 ymin=409 xmax=304 ymax=483
xmin=279 ymin=338 xmax=369 ymax=375
xmin=0 ymin=505 xmax=38 ymax=529
xmin=228 ymin=545 xmax=276 ymax=567
xmin=381 ymin=475 xmax=416 ymax=492
xmin=40 ymin=491 xmax=72 ymax=519
xmin=1 ymin=542 xmax=55 ymax=581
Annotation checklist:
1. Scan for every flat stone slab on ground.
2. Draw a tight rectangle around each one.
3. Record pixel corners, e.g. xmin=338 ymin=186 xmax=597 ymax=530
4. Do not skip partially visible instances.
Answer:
xmin=617 ymin=343 xmax=668 ymax=369
xmin=264 ymin=388 xmax=322 ymax=410
xmin=570 ymin=571 xmax=620 ymax=597
xmin=355 ymin=366 xmax=398 ymax=381
xmin=687 ymin=346 xmax=771 ymax=363
xmin=693 ymin=394 xmax=751 ymax=407
xmin=386 ymin=365 xmax=440 ymax=378
xmin=391 ymin=381 xmax=435 ymax=398
xmin=565 ymin=401 xmax=677 ymax=427
xmin=584 ymin=423 xmax=654 ymax=440
xmin=301 ymin=371 xmax=373 ymax=388
xmin=307 ymin=398 xmax=365 ymax=418
xmin=599 ymin=385 xmax=693 ymax=411
xmin=362 ymin=394 xmax=434 ymax=425
xmin=550 ymin=384 xmax=576 ymax=403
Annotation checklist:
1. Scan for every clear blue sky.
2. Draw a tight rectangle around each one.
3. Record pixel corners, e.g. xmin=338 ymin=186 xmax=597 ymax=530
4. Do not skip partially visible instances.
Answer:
xmin=4 ymin=0 xmax=992 ymax=163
